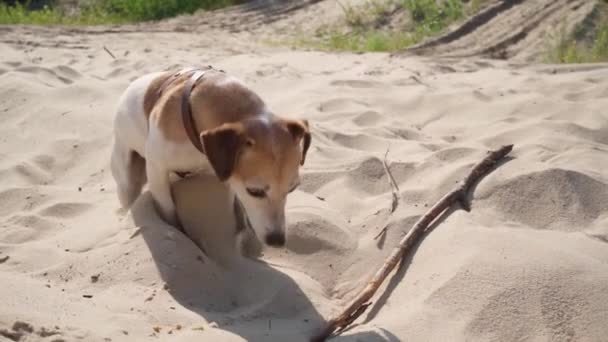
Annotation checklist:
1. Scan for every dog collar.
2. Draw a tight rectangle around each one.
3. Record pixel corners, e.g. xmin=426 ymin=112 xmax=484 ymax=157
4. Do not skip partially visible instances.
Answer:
xmin=155 ymin=66 xmax=226 ymax=155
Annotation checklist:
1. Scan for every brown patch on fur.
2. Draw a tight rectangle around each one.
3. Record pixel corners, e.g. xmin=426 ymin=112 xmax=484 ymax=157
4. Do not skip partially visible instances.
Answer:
xmin=200 ymin=118 xmax=304 ymax=187
xmin=149 ymin=74 xmax=194 ymax=142
xmin=189 ymin=73 xmax=267 ymax=129
xmin=233 ymin=119 xmax=302 ymax=193
xmin=143 ymin=72 xmax=173 ymax=120
xmin=151 ymin=71 xmax=266 ymax=143
xmin=201 ymin=122 xmax=246 ymax=181
xmin=283 ymin=119 xmax=311 ymax=165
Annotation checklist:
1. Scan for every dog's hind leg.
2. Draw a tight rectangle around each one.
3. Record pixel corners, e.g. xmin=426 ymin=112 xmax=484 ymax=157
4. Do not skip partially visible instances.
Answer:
xmin=111 ymin=140 xmax=147 ymax=209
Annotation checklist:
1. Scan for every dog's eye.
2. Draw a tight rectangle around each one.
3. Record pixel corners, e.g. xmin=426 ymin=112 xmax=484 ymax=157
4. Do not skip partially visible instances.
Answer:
xmin=246 ymin=188 xmax=266 ymax=198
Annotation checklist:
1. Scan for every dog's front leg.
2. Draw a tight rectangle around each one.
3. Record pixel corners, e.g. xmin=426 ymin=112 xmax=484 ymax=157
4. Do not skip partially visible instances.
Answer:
xmin=146 ymin=161 xmax=178 ymax=226
xmin=237 ymin=228 xmax=263 ymax=259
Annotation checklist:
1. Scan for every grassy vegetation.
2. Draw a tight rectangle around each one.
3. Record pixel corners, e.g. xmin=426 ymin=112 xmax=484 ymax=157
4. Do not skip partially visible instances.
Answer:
xmin=0 ymin=2 xmax=117 ymax=24
xmin=0 ymin=0 xmax=239 ymax=25
xmin=544 ymin=1 xmax=608 ymax=63
xmin=321 ymin=30 xmax=416 ymax=52
xmin=294 ymin=0 xmax=484 ymax=53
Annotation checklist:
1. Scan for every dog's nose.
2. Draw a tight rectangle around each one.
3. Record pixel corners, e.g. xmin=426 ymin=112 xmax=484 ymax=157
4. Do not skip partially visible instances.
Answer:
xmin=265 ymin=232 xmax=286 ymax=247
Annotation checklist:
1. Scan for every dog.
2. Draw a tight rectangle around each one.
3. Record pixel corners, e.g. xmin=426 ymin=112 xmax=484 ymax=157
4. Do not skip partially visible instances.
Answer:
xmin=111 ymin=66 xmax=311 ymax=249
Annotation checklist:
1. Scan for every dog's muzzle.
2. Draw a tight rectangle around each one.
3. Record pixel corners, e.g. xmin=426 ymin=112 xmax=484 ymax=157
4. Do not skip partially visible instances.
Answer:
xmin=265 ymin=232 xmax=286 ymax=247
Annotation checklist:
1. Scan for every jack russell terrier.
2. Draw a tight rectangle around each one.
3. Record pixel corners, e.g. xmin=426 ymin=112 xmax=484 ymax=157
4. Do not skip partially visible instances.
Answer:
xmin=111 ymin=66 xmax=311 ymax=249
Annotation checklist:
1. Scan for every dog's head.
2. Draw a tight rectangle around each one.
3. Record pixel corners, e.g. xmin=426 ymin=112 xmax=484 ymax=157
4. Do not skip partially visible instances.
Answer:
xmin=200 ymin=117 xmax=311 ymax=247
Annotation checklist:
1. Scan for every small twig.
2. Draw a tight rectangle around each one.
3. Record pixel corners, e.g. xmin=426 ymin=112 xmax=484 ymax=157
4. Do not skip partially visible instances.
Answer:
xmin=335 ymin=302 xmax=371 ymax=334
xmin=311 ymin=145 xmax=513 ymax=342
xmin=382 ymin=148 xmax=400 ymax=214
xmin=410 ymin=75 xmax=436 ymax=89
xmin=374 ymin=148 xmax=400 ymax=240
xmin=373 ymin=226 xmax=388 ymax=240
xmin=103 ymin=46 xmax=116 ymax=59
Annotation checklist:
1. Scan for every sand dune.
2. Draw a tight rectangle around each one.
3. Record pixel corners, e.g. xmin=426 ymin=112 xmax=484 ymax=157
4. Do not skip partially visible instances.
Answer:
xmin=1 ymin=10 xmax=608 ymax=342
xmin=406 ymin=0 xmax=597 ymax=61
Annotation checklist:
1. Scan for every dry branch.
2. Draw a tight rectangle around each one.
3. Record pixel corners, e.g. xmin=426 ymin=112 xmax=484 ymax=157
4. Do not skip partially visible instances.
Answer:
xmin=374 ymin=148 xmax=400 ymax=241
xmin=373 ymin=225 xmax=388 ymax=240
xmin=103 ymin=46 xmax=116 ymax=59
xmin=311 ymin=145 xmax=513 ymax=342
xmin=382 ymin=148 xmax=400 ymax=214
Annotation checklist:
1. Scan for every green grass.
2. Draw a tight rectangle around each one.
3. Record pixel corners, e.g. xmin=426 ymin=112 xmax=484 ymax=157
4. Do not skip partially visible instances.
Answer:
xmin=338 ymin=0 xmax=393 ymax=28
xmin=549 ymin=26 xmax=608 ymax=63
xmin=0 ymin=2 xmax=120 ymax=25
xmin=296 ymin=0 xmax=471 ymax=53
xmin=305 ymin=30 xmax=418 ymax=52
xmin=468 ymin=0 xmax=490 ymax=15
xmin=545 ymin=1 xmax=608 ymax=63
xmin=97 ymin=0 xmax=238 ymax=21
xmin=0 ymin=0 xmax=240 ymax=25
xmin=404 ymin=0 xmax=463 ymax=33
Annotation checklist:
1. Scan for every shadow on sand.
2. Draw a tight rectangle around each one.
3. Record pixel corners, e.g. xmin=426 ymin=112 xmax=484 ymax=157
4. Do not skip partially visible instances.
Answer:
xmin=130 ymin=174 xmax=394 ymax=341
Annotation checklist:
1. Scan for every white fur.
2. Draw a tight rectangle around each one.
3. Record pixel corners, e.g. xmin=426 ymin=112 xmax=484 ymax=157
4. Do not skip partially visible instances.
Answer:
xmin=111 ymin=72 xmax=211 ymax=225
xmin=111 ymin=71 xmax=299 ymax=250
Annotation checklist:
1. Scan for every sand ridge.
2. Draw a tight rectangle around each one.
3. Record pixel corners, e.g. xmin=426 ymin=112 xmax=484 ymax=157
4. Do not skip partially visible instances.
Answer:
xmin=404 ymin=0 xmax=598 ymax=61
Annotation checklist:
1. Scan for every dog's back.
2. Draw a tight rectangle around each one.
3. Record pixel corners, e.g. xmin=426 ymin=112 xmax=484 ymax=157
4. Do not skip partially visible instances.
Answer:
xmin=111 ymin=72 xmax=164 ymax=208
xmin=114 ymin=72 xmax=165 ymax=157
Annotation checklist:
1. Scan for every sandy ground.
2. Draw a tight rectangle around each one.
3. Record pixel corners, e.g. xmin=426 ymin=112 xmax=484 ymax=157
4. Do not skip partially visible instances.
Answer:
xmin=1 ymin=2 xmax=608 ymax=341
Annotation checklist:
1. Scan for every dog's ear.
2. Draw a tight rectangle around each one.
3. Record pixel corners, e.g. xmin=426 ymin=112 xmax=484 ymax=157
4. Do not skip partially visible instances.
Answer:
xmin=284 ymin=119 xmax=311 ymax=165
xmin=200 ymin=123 xmax=246 ymax=181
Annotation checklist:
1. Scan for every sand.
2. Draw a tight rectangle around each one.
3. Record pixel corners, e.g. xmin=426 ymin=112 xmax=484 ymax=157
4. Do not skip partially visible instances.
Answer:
xmin=1 ymin=2 xmax=608 ymax=341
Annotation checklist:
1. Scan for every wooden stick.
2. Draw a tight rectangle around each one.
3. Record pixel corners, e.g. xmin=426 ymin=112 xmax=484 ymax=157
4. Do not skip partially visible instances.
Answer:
xmin=374 ymin=148 xmax=400 ymax=240
xmin=382 ymin=148 xmax=400 ymax=214
xmin=311 ymin=145 xmax=513 ymax=342
xmin=373 ymin=225 xmax=388 ymax=240
xmin=103 ymin=46 xmax=116 ymax=59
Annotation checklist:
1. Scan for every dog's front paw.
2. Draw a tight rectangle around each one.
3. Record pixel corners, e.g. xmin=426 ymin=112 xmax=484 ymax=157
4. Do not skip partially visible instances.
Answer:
xmin=238 ymin=230 xmax=263 ymax=259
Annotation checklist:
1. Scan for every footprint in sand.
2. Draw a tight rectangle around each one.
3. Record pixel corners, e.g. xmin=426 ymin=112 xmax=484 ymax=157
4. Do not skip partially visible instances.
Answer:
xmin=4 ymin=61 xmax=22 ymax=68
xmin=472 ymin=89 xmax=492 ymax=102
xmin=287 ymin=216 xmax=354 ymax=255
xmin=328 ymin=132 xmax=388 ymax=151
xmin=2 ymin=214 xmax=57 ymax=244
xmin=431 ymin=147 xmax=477 ymax=163
xmin=300 ymin=171 xmax=344 ymax=194
xmin=318 ymin=98 xmax=369 ymax=113
xmin=422 ymin=142 xmax=444 ymax=151
xmin=39 ymin=202 xmax=93 ymax=219
xmin=0 ymin=188 xmax=49 ymax=217
xmin=386 ymin=127 xmax=424 ymax=141
xmin=53 ymin=65 xmax=81 ymax=80
xmin=12 ymin=141 xmax=87 ymax=185
xmin=32 ymin=155 xmax=55 ymax=172
xmin=106 ymin=67 xmax=128 ymax=79
xmin=563 ymin=86 xmax=608 ymax=102
xmin=352 ymin=110 xmax=385 ymax=127
xmin=345 ymin=157 xmax=415 ymax=195
xmin=16 ymin=66 xmax=73 ymax=85
xmin=330 ymin=79 xmax=383 ymax=88
xmin=12 ymin=162 xmax=53 ymax=185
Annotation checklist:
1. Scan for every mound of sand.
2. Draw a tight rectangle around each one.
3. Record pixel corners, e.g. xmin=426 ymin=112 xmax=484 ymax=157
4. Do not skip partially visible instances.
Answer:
xmin=1 ymin=12 xmax=608 ymax=342
xmin=405 ymin=0 xmax=598 ymax=61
